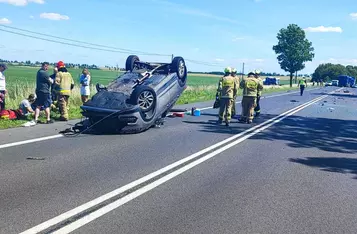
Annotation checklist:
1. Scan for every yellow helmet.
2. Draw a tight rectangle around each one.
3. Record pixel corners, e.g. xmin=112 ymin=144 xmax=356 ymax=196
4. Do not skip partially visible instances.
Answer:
xmin=224 ymin=67 xmax=232 ymax=73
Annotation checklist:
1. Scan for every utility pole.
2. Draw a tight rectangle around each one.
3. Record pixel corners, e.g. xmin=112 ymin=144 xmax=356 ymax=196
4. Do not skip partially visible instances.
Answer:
xmin=241 ymin=62 xmax=245 ymax=79
xmin=295 ymin=71 xmax=298 ymax=84
xmin=116 ymin=63 xmax=119 ymax=77
xmin=171 ymin=54 xmax=174 ymax=62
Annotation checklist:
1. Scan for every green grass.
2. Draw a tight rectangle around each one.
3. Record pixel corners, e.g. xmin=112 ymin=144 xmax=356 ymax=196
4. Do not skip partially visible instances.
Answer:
xmin=0 ymin=66 xmax=300 ymax=130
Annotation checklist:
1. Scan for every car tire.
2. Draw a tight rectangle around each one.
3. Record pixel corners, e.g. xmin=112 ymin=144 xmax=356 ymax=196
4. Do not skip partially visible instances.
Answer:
xmin=171 ymin=56 xmax=187 ymax=87
xmin=126 ymin=55 xmax=140 ymax=71
xmin=130 ymin=85 xmax=157 ymax=122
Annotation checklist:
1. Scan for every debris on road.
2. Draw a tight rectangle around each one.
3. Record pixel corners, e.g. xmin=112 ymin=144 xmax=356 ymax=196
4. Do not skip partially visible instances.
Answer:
xmin=173 ymin=112 xmax=185 ymax=117
xmin=26 ymin=157 xmax=45 ymax=160
xmin=290 ymin=100 xmax=299 ymax=103
xmin=328 ymin=107 xmax=335 ymax=112
xmin=170 ymin=108 xmax=188 ymax=113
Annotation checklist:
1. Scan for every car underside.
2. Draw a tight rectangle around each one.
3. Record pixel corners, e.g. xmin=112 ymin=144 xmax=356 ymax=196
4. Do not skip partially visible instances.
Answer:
xmin=79 ymin=55 xmax=188 ymax=134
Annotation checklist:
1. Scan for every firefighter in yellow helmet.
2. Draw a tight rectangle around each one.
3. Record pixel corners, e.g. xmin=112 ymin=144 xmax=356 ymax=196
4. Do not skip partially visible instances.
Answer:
xmin=230 ymin=68 xmax=239 ymax=117
xmin=253 ymin=69 xmax=263 ymax=117
xmin=217 ymin=67 xmax=239 ymax=126
xmin=239 ymin=71 xmax=263 ymax=124
xmin=55 ymin=61 xmax=74 ymax=121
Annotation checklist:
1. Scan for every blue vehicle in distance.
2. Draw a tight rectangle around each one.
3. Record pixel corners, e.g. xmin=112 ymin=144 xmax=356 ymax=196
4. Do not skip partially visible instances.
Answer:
xmin=338 ymin=75 xmax=356 ymax=87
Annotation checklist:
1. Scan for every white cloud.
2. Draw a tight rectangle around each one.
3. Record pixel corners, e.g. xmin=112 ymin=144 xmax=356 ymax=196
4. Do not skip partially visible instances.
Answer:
xmin=350 ymin=13 xmax=357 ymax=20
xmin=304 ymin=26 xmax=342 ymax=33
xmin=232 ymin=37 xmax=244 ymax=41
xmin=0 ymin=18 xmax=11 ymax=24
xmin=29 ymin=15 xmax=34 ymax=19
xmin=29 ymin=0 xmax=44 ymax=3
xmin=255 ymin=59 xmax=264 ymax=62
xmin=0 ymin=0 xmax=44 ymax=6
xmin=40 ymin=13 xmax=70 ymax=21
xmin=215 ymin=58 xmax=224 ymax=62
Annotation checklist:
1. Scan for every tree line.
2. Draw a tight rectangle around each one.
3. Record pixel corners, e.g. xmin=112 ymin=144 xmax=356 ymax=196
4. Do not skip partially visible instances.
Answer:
xmin=0 ymin=58 xmax=101 ymax=70
xmin=312 ymin=63 xmax=357 ymax=82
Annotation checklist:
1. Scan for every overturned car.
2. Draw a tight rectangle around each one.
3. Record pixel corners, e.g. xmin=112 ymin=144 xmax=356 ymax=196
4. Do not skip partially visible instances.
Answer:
xmin=80 ymin=55 xmax=188 ymax=134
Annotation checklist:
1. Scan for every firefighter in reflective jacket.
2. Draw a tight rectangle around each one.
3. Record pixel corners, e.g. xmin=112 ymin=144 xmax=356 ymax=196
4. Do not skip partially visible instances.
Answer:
xmin=298 ymin=76 xmax=307 ymax=96
xmin=254 ymin=70 xmax=263 ymax=117
xmin=239 ymin=71 xmax=263 ymax=124
xmin=217 ymin=67 xmax=239 ymax=126
xmin=231 ymin=68 xmax=239 ymax=117
xmin=55 ymin=61 xmax=74 ymax=121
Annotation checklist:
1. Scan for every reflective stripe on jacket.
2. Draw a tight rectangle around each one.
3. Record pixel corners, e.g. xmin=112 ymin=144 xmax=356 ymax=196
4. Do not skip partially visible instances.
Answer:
xmin=217 ymin=75 xmax=239 ymax=99
xmin=55 ymin=71 xmax=74 ymax=96
xmin=240 ymin=76 xmax=264 ymax=97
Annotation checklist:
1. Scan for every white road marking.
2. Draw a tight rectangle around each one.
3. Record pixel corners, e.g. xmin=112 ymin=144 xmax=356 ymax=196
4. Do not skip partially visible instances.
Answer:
xmin=19 ymin=89 xmax=338 ymax=234
xmin=0 ymin=87 xmax=322 ymax=150
xmin=52 ymin=94 xmax=330 ymax=234
xmin=0 ymin=134 xmax=63 ymax=150
xmin=199 ymin=87 xmax=321 ymax=111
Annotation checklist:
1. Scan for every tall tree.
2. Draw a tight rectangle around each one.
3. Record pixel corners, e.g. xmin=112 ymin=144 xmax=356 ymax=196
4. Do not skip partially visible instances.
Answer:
xmin=273 ymin=24 xmax=315 ymax=87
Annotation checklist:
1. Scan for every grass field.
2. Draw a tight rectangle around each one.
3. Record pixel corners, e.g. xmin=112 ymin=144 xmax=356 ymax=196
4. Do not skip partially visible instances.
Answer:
xmin=0 ymin=65 xmax=301 ymax=129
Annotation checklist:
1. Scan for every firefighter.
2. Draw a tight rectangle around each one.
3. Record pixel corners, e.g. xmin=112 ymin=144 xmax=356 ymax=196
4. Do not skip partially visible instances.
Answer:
xmin=55 ymin=61 xmax=74 ymax=121
xmin=217 ymin=67 xmax=239 ymax=126
xmin=298 ymin=76 xmax=307 ymax=96
xmin=253 ymin=70 xmax=264 ymax=117
xmin=231 ymin=68 xmax=239 ymax=117
xmin=239 ymin=71 xmax=263 ymax=124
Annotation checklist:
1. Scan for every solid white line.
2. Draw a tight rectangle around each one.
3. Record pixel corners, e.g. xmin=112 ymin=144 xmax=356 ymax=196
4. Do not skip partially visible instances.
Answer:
xmin=51 ymin=92 xmax=331 ymax=234
xmin=198 ymin=87 xmax=321 ymax=111
xmin=0 ymin=134 xmax=63 ymax=150
xmin=0 ymin=87 xmax=322 ymax=150
xmin=18 ymin=90 xmax=334 ymax=234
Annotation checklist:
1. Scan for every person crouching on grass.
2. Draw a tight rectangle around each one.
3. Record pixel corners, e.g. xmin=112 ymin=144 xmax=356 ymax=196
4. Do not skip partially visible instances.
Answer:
xmin=79 ymin=68 xmax=91 ymax=103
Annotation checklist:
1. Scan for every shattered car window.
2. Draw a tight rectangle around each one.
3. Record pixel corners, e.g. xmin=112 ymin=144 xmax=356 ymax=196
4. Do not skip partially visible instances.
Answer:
xmin=107 ymin=72 xmax=141 ymax=95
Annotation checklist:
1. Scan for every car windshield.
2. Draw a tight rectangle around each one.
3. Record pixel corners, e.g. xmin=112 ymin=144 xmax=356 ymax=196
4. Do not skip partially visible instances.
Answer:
xmin=106 ymin=72 xmax=141 ymax=95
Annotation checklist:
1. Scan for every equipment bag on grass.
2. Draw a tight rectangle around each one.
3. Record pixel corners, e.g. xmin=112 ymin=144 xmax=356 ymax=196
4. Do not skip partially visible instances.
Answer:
xmin=0 ymin=109 xmax=23 ymax=120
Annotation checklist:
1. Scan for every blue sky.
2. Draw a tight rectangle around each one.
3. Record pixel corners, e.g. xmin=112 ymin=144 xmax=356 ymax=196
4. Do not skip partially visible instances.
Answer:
xmin=0 ymin=0 xmax=356 ymax=74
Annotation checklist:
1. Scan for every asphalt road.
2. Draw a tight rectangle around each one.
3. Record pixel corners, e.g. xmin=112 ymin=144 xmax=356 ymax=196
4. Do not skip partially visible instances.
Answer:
xmin=1 ymin=86 xmax=357 ymax=234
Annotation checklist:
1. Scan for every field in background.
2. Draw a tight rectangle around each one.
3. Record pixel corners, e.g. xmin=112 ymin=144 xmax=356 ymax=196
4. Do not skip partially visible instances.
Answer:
xmin=0 ymin=66 xmax=304 ymax=129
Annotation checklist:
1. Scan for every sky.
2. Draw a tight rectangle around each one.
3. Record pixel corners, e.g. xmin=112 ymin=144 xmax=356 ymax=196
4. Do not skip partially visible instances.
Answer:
xmin=0 ymin=0 xmax=356 ymax=74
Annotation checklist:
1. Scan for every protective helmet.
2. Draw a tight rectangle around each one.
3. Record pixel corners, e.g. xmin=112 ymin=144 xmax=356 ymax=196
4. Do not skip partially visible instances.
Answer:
xmin=224 ymin=67 xmax=232 ymax=73
xmin=248 ymin=71 xmax=255 ymax=76
xmin=232 ymin=68 xmax=237 ymax=74
xmin=254 ymin=69 xmax=261 ymax=75
xmin=56 ymin=61 xmax=65 ymax=68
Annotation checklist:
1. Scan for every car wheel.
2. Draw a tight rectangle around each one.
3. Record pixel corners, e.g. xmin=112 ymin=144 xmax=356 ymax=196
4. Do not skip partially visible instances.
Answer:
xmin=125 ymin=55 xmax=140 ymax=71
xmin=130 ymin=85 xmax=157 ymax=122
xmin=171 ymin=56 xmax=187 ymax=87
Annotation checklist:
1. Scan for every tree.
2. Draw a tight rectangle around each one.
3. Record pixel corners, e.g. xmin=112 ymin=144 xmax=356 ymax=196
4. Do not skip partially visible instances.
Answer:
xmin=273 ymin=24 xmax=315 ymax=87
xmin=312 ymin=63 xmax=354 ymax=82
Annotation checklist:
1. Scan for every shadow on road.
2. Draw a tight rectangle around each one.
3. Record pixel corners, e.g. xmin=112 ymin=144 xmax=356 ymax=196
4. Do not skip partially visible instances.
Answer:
xmin=289 ymin=157 xmax=357 ymax=179
xmin=183 ymin=114 xmax=278 ymax=135
xmin=186 ymin=108 xmax=357 ymax=154
xmin=250 ymin=115 xmax=357 ymax=154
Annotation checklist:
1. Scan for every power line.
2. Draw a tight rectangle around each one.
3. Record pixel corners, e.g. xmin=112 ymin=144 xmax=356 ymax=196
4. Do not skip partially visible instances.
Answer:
xmin=0 ymin=25 xmax=226 ymax=68
xmin=0 ymin=25 xmax=170 ymax=57
xmin=0 ymin=28 xmax=171 ymax=57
